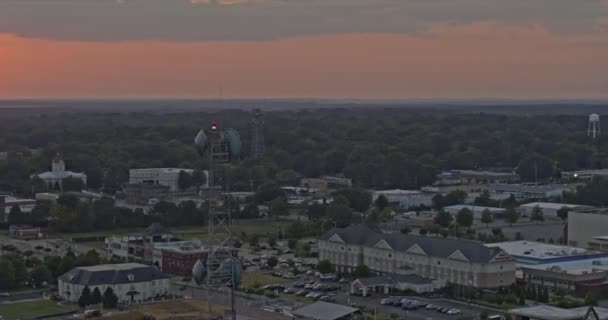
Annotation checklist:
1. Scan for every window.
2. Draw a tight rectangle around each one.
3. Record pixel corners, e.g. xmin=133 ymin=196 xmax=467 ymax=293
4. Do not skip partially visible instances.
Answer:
xmin=127 ymin=274 xmax=135 ymax=281
xmin=388 ymin=253 xmax=392 ymax=258
xmin=437 ymin=261 xmax=441 ymax=265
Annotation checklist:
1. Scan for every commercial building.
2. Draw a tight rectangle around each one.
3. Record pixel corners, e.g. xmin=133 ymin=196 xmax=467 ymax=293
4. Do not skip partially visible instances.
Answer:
xmin=372 ymin=190 xmax=434 ymax=209
xmin=568 ymin=209 xmax=608 ymax=250
xmin=319 ymin=225 xmax=516 ymax=289
xmin=58 ymin=263 xmax=170 ymax=304
xmin=350 ymin=273 xmax=441 ymax=296
xmin=562 ymin=169 xmax=608 ymax=181
xmin=122 ymin=183 xmax=171 ymax=205
xmin=435 ymin=170 xmax=519 ymax=186
xmin=518 ymin=202 xmax=594 ymax=218
xmin=153 ymin=240 xmax=212 ymax=277
xmin=486 ymin=241 xmax=608 ymax=295
xmin=444 ymin=205 xmax=506 ymax=219
xmin=0 ymin=195 xmax=36 ymax=223
xmin=105 ymin=223 xmax=179 ymax=263
xmin=490 ymin=184 xmax=578 ymax=201
xmin=36 ymin=154 xmax=87 ymax=190
xmin=129 ymin=168 xmax=208 ymax=192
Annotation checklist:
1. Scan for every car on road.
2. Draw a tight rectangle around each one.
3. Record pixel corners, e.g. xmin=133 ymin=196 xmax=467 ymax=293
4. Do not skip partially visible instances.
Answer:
xmin=0 ymin=293 xmax=10 ymax=297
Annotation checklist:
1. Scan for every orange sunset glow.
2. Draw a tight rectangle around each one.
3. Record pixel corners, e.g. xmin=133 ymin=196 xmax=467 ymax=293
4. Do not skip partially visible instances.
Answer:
xmin=1 ymin=0 xmax=608 ymax=99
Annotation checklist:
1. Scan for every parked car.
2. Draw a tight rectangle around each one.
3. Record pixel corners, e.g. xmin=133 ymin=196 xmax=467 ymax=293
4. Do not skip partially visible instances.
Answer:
xmin=447 ymin=309 xmax=461 ymax=315
xmin=338 ymin=278 xmax=349 ymax=283
xmin=293 ymin=282 xmax=305 ymax=288
xmin=319 ymin=295 xmax=336 ymax=302
xmin=0 ymin=293 xmax=10 ymax=297
xmin=283 ymin=288 xmax=296 ymax=294
xmin=380 ymin=298 xmax=393 ymax=305
xmin=296 ymin=290 xmax=309 ymax=296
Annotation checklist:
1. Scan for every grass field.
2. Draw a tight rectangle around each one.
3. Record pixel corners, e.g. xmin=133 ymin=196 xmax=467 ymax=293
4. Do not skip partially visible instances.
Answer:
xmin=0 ymin=299 xmax=77 ymax=320
xmin=241 ymin=272 xmax=290 ymax=290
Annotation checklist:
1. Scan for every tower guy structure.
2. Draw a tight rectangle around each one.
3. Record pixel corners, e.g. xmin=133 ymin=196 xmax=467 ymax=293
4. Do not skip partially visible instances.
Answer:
xmin=588 ymin=114 xmax=601 ymax=138
xmin=250 ymin=108 xmax=265 ymax=160
xmin=194 ymin=123 xmax=242 ymax=320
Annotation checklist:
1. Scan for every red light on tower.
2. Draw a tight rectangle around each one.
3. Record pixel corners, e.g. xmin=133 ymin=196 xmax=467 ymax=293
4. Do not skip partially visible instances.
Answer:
xmin=211 ymin=122 xmax=218 ymax=131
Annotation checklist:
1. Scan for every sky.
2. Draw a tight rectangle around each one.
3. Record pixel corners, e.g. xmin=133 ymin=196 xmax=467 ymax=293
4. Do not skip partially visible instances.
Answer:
xmin=1 ymin=0 xmax=608 ymax=99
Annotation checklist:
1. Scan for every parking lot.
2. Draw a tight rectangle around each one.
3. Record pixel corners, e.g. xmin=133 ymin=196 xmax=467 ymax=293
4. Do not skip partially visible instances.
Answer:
xmin=255 ymin=269 xmax=501 ymax=320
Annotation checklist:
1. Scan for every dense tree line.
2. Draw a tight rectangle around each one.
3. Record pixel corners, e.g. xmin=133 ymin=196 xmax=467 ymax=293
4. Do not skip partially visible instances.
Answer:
xmin=0 ymin=109 xmax=605 ymax=198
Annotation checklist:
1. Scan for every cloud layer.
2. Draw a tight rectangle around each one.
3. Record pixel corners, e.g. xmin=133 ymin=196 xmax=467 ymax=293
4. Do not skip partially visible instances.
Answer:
xmin=0 ymin=0 xmax=607 ymax=41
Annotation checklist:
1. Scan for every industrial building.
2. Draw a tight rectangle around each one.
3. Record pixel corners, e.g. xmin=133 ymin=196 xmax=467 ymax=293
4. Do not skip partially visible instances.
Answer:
xmin=434 ymin=170 xmax=519 ymax=186
xmin=444 ymin=205 xmax=506 ymax=219
xmin=58 ymin=263 xmax=170 ymax=304
xmin=490 ymin=184 xmax=578 ymax=201
xmin=568 ymin=208 xmax=608 ymax=250
xmin=128 ymin=168 xmax=207 ymax=192
xmin=372 ymin=189 xmax=434 ymax=209
xmin=562 ymin=169 xmax=608 ymax=181
xmin=319 ymin=225 xmax=516 ymax=289
xmin=518 ymin=202 xmax=594 ymax=218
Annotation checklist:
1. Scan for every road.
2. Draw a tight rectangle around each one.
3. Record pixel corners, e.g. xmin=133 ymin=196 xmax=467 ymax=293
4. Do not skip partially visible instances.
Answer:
xmin=0 ymin=290 xmax=45 ymax=303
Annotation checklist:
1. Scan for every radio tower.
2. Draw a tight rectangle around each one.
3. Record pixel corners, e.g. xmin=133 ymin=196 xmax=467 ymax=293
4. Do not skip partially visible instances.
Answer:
xmin=194 ymin=122 xmax=238 ymax=320
xmin=251 ymin=108 xmax=265 ymax=160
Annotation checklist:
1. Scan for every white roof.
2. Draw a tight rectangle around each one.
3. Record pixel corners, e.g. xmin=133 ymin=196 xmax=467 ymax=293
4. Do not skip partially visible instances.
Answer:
xmin=523 ymin=257 xmax=608 ymax=275
xmin=486 ymin=241 xmax=599 ymax=261
xmin=519 ymin=202 xmax=593 ymax=210
xmin=38 ymin=171 xmax=86 ymax=180
xmin=78 ymin=263 xmax=148 ymax=272
xmin=293 ymin=301 xmax=358 ymax=320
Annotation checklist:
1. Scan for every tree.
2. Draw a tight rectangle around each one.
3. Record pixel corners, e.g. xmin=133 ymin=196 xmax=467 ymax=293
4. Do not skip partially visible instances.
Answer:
xmin=287 ymin=239 xmax=298 ymax=250
xmin=585 ymin=292 xmax=598 ymax=306
xmin=333 ymin=188 xmax=372 ymax=212
xmin=434 ymin=210 xmax=453 ymax=228
xmin=91 ymin=287 xmax=102 ymax=305
xmin=177 ymin=170 xmax=193 ymax=191
xmin=267 ymin=256 xmax=278 ymax=268
xmin=255 ymin=183 xmax=284 ymax=204
xmin=456 ymin=208 xmax=474 ymax=228
xmin=248 ymin=234 xmax=259 ymax=247
xmin=240 ymin=204 xmax=260 ymax=219
xmin=326 ymin=204 xmax=353 ymax=228
xmin=375 ymin=195 xmax=389 ymax=210
xmin=0 ymin=258 xmax=16 ymax=290
xmin=62 ymin=177 xmax=85 ymax=191
xmin=269 ymin=197 xmax=288 ymax=216
xmin=480 ymin=209 xmax=493 ymax=227
xmin=531 ymin=205 xmax=545 ymax=224
xmin=78 ymin=286 xmax=92 ymax=308
xmin=102 ymin=287 xmax=119 ymax=308
xmin=286 ymin=221 xmax=306 ymax=239
xmin=191 ymin=169 xmax=207 ymax=188
xmin=352 ymin=265 xmax=371 ymax=278
xmin=317 ymin=260 xmax=334 ymax=274
xmin=306 ymin=203 xmax=326 ymax=221
xmin=557 ymin=206 xmax=570 ymax=223
xmin=30 ymin=265 xmax=52 ymax=287
xmin=504 ymin=207 xmax=520 ymax=226
xmin=400 ymin=227 xmax=412 ymax=234
xmin=7 ymin=205 xmax=24 ymax=225
xmin=267 ymin=235 xmax=277 ymax=248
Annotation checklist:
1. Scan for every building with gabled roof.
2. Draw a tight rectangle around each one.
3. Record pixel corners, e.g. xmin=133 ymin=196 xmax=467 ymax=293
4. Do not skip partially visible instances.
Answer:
xmin=58 ymin=263 xmax=170 ymax=304
xmin=319 ymin=225 xmax=516 ymax=289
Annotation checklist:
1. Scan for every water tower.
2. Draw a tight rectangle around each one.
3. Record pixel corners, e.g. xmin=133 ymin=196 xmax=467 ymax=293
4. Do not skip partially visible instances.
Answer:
xmin=588 ymin=114 xmax=601 ymax=138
